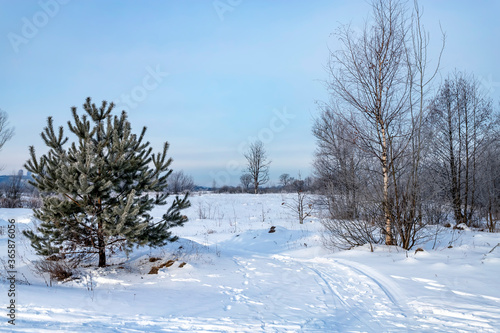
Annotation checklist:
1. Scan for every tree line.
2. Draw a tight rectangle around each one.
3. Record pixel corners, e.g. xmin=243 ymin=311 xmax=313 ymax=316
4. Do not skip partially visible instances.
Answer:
xmin=313 ymin=0 xmax=499 ymax=250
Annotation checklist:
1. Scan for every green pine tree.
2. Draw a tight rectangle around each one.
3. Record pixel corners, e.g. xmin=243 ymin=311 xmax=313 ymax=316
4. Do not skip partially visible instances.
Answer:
xmin=23 ymin=98 xmax=190 ymax=267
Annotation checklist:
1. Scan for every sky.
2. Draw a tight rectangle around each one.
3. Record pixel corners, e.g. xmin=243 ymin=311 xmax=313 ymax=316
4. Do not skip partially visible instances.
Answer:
xmin=0 ymin=0 xmax=499 ymax=187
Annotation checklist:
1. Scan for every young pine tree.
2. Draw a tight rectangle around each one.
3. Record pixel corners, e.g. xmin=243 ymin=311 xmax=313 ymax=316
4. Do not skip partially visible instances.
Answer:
xmin=23 ymin=98 xmax=190 ymax=267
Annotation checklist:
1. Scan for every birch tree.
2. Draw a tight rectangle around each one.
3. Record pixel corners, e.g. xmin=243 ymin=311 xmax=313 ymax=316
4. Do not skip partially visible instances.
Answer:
xmin=323 ymin=0 xmax=412 ymax=245
xmin=316 ymin=0 xmax=444 ymax=248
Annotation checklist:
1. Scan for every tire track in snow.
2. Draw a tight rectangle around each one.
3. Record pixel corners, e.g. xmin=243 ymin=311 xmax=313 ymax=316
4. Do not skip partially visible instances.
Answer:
xmin=305 ymin=265 xmax=377 ymax=330
xmin=230 ymin=254 xmax=368 ymax=331
xmin=229 ymin=253 xmax=414 ymax=331
xmin=333 ymin=258 xmax=410 ymax=310
xmin=273 ymin=255 xmax=413 ymax=332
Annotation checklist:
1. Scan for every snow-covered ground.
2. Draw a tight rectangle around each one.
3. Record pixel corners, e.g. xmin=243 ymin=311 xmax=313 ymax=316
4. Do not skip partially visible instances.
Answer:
xmin=0 ymin=193 xmax=499 ymax=332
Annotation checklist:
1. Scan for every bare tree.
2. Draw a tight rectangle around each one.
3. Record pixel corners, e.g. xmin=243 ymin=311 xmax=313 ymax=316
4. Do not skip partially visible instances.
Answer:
xmin=313 ymin=114 xmax=364 ymax=220
xmin=167 ymin=170 xmax=194 ymax=194
xmin=282 ymin=174 xmax=314 ymax=224
xmin=477 ymin=143 xmax=500 ymax=232
xmin=240 ymin=174 xmax=252 ymax=192
xmin=316 ymin=0 xmax=444 ymax=249
xmin=0 ymin=110 xmax=14 ymax=164
xmin=244 ymin=140 xmax=271 ymax=194
xmin=279 ymin=173 xmax=294 ymax=191
xmin=314 ymin=113 xmax=384 ymax=250
xmin=323 ymin=0 xmax=413 ymax=245
xmin=428 ymin=72 xmax=496 ymax=227
xmin=389 ymin=0 xmax=445 ymax=249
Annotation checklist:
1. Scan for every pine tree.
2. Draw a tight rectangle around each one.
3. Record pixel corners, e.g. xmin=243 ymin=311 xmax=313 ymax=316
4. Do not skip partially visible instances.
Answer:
xmin=23 ymin=98 xmax=190 ymax=267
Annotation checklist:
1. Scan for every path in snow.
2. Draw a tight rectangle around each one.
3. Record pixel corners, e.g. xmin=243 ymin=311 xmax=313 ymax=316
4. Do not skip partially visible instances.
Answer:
xmin=7 ymin=251 xmax=500 ymax=332
xmin=227 ymin=253 xmax=413 ymax=332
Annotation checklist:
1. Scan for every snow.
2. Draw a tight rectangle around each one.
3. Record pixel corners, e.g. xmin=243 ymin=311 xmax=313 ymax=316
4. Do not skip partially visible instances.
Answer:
xmin=1 ymin=193 xmax=500 ymax=332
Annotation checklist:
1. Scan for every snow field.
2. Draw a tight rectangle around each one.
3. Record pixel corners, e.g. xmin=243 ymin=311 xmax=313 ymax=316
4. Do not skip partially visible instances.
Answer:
xmin=0 ymin=193 xmax=499 ymax=332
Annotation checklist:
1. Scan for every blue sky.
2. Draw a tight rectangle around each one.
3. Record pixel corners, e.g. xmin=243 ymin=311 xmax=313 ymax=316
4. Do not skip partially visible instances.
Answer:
xmin=1 ymin=0 xmax=499 ymax=186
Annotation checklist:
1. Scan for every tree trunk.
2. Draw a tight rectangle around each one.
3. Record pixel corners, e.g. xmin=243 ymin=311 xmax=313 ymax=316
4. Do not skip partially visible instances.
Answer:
xmin=97 ymin=218 xmax=106 ymax=267
xmin=381 ymin=127 xmax=393 ymax=245
xmin=447 ymin=100 xmax=462 ymax=225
